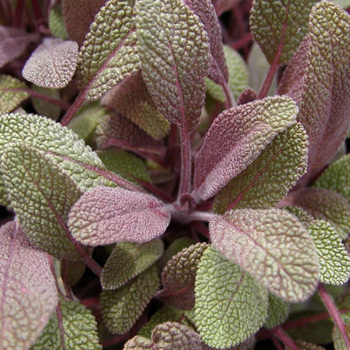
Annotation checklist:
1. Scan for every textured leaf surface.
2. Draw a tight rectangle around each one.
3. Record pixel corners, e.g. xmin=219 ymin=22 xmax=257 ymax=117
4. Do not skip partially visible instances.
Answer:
xmin=97 ymin=150 xmax=151 ymax=184
xmin=32 ymin=296 xmax=101 ymax=350
xmin=0 ymin=75 xmax=29 ymax=113
xmin=32 ymin=85 xmax=61 ymax=120
xmin=159 ymin=237 xmax=194 ymax=269
xmin=156 ymin=243 xmax=208 ymax=310
xmin=237 ymin=88 xmax=258 ymax=106
xmin=62 ymin=0 xmax=106 ymax=45
xmin=289 ymin=188 xmax=350 ymax=239
xmin=125 ymin=322 xmax=204 ymax=349
xmin=194 ymin=246 xmax=268 ymax=348
xmin=95 ymin=113 xmax=164 ymax=155
xmin=314 ymin=154 xmax=350 ymax=203
xmin=298 ymin=1 xmax=350 ymax=183
xmin=102 ymin=72 xmax=170 ymax=139
xmin=206 ymin=45 xmax=248 ymax=102
xmin=264 ymin=294 xmax=290 ymax=329
xmin=0 ymin=222 xmax=58 ymax=350
xmin=307 ymin=220 xmax=350 ymax=285
xmin=210 ymin=209 xmax=319 ymax=302
xmin=69 ymin=186 xmax=170 ymax=246
xmin=284 ymin=206 xmax=315 ymax=227
xmin=332 ymin=324 xmax=350 ymax=350
xmin=22 ymin=38 xmax=78 ymax=88
xmin=2 ymin=143 xmax=82 ymax=259
xmin=76 ymin=0 xmax=139 ymax=100
xmin=49 ymin=4 xmax=68 ymax=40
xmin=0 ymin=113 xmax=109 ymax=205
xmin=101 ymin=265 xmax=160 ymax=334
xmin=214 ymin=123 xmax=307 ymax=213
xmin=0 ymin=26 xmax=39 ymax=68
xmin=184 ymin=0 xmax=228 ymax=85
xmin=101 ymin=239 xmax=163 ymax=290
xmin=287 ymin=341 xmax=326 ymax=350
xmin=136 ymin=0 xmax=210 ymax=132
xmin=194 ymin=96 xmax=298 ymax=200
xmin=250 ymin=0 xmax=317 ymax=64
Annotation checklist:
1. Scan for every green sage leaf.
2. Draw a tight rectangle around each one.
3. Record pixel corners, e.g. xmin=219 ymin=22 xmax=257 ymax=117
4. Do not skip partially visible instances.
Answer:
xmin=264 ymin=294 xmax=290 ymax=329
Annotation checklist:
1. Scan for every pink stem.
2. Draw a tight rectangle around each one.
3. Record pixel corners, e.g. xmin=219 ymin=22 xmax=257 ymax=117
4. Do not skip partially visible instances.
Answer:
xmin=26 ymin=89 xmax=71 ymax=110
xmin=178 ymin=127 xmax=191 ymax=198
xmin=60 ymin=90 xmax=87 ymax=126
xmin=274 ymin=326 xmax=299 ymax=350
xmin=318 ymin=283 xmax=350 ymax=348
xmin=221 ymin=80 xmax=235 ymax=109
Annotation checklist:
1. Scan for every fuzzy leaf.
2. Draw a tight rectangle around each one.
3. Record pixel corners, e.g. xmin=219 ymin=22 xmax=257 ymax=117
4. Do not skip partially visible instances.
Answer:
xmin=0 ymin=113 xmax=109 ymax=206
xmin=194 ymin=246 xmax=268 ymax=349
xmin=250 ymin=0 xmax=317 ymax=64
xmin=76 ymin=0 xmax=139 ymax=100
xmin=0 ymin=222 xmax=58 ymax=350
xmin=102 ymin=73 xmax=170 ymax=139
xmin=101 ymin=239 xmax=163 ymax=290
xmin=214 ymin=123 xmax=308 ymax=213
xmin=0 ymin=26 xmax=39 ymax=68
xmin=68 ymin=186 xmax=170 ymax=246
xmin=206 ymin=45 xmax=248 ymax=102
xmin=264 ymin=294 xmax=290 ymax=329
xmin=156 ymin=243 xmax=208 ymax=310
xmin=49 ymin=4 xmax=68 ymax=40
xmin=0 ymin=75 xmax=29 ymax=113
xmin=95 ymin=113 xmax=164 ymax=155
xmin=298 ymin=1 xmax=350 ymax=183
xmin=2 ymin=143 xmax=82 ymax=259
xmin=32 ymin=85 xmax=61 ymax=120
xmin=289 ymin=188 xmax=350 ymax=239
xmin=61 ymin=259 xmax=86 ymax=286
xmin=314 ymin=154 xmax=350 ymax=203
xmin=237 ymin=88 xmax=258 ymax=106
xmin=125 ymin=322 xmax=204 ymax=350
xmin=194 ymin=96 xmax=298 ymax=200
xmin=22 ymin=38 xmax=78 ymax=88
xmin=31 ymin=296 xmax=101 ymax=350
xmin=97 ymin=150 xmax=151 ymax=184
xmin=184 ymin=0 xmax=228 ymax=85
xmin=307 ymin=220 xmax=350 ymax=285
xmin=284 ymin=206 xmax=315 ymax=227
xmin=101 ymin=264 xmax=160 ymax=334
xmin=332 ymin=324 xmax=350 ymax=350
xmin=62 ymin=0 xmax=106 ymax=46
xmin=210 ymin=209 xmax=319 ymax=302
xmin=136 ymin=0 xmax=210 ymax=132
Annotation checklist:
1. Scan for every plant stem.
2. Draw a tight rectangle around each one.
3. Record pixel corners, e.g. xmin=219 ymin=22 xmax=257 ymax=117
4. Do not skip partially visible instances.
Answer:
xmin=30 ymin=0 xmax=43 ymax=23
xmin=60 ymin=90 xmax=87 ymax=126
xmin=274 ymin=326 xmax=299 ymax=350
xmin=26 ymin=89 xmax=71 ymax=110
xmin=318 ymin=283 xmax=350 ymax=348
xmin=178 ymin=127 xmax=192 ymax=198
xmin=221 ymin=80 xmax=235 ymax=109
xmin=13 ymin=0 xmax=25 ymax=28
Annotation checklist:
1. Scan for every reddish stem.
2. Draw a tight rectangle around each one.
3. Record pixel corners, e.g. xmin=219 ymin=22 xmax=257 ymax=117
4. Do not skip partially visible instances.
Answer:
xmin=271 ymin=337 xmax=284 ymax=350
xmin=178 ymin=127 xmax=192 ymax=198
xmin=232 ymin=32 xmax=253 ymax=51
xmin=60 ymin=89 xmax=87 ymax=126
xmin=13 ymin=0 xmax=26 ymax=28
xmin=26 ymin=89 xmax=71 ymax=110
xmin=274 ymin=326 xmax=299 ymax=350
xmin=318 ymin=283 xmax=350 ymax=348
xmin=30 ymin=0 xmax=43 ymax=23
xmin=221 ymin=80 xmax=235 ymax=109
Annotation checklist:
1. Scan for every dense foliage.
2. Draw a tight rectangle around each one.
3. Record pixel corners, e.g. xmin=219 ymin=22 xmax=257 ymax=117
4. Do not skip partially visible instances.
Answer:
xmin=1 ymin=0 xmax=350 ymax=349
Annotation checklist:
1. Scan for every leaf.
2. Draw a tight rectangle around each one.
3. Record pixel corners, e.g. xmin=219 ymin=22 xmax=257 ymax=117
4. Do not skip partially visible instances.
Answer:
xmin=0 ymin=75 xmax=29 ymax=113
xmin=213 ymin=123 xmax=308 ymax=213
xmin=61 ymin=259 xmax=86 ymax=286
xmin=136 ymin=0 xmax=211 ymax=132
xmin=206 ymin=45 xmax=248 ymax=102
xmin=95 ymin=113 xmax=165 ymax=155
xmin=68 ymin=186 xmax=171 ymax=246
xmin=212 ymin=0 xmax=241 ymax=16
xmin=314 ymin=154 xmax=350 ymax=203
xmin=101 ymin=239 xmax=164 ymax=290
xmin=125 ymin=322 xmax=204 ymax=350
xmin=97 ymin=149 xmax=151 ymax=184
xmin=31 ymin=296 xmax=101 ymax=350
xmin=2 ymin=143 xmax=82 ymax=259
xmin=49 ymin=3 xmax=68 ymax=40
xmin=22 ymin=38 xmax=78 ymax=89
xmin=335 ymin=0 xmax=350 ymax=8
xmin=193 ymin=96 xmax=298 ymax=200
xmin=237 ymin=88 xmax=258 ymax=106
xmin=102 ymin=73 xmax=170 ymax=140
xmin=156 ymin=243 xmax=208 ymax=310
xmin=210 ymin=208 xmax=319 ymax=302
xmin=32 ymin=85 xmax=61 ymax=120
xmin=62 ymin=0 xmax=106 ymax=46
xmin=250 ymin=0 xmax=318 ymax=64
xmin=0 ymin=26 xmax=39 ymax=68
xmin=289 ymin=188 xmax=350 ymax=239
xmin=184 ymin=0 xmax=228 ymax=85
xmin=101 ymin=264 xmax=160 ymax=334
xmin=297 ymin=1 xmax=350 ymax=183
xmin=307 ymin=220 xmax=350 ymax=285
xmin=286 ymin=341 xmax=326 ymax=350
xmin=138 ymin=307 xmax=192 ymax=339
xmin=194 ymin=246 xmax=268 ymax=349
xmin=332 ymin=324 xmax=350 ymax=350
xmin=76 ymin=0 xmax=139 ymax=100
xmin=264 ymin=294 xmax=290 ymax=329
xmin=0 ymin=113 xmax=109 ymax=206
xmin=283 ymin=206 xmax=315 ymax=227
xmin=0 ymin=222 xmax=58 ymax=350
